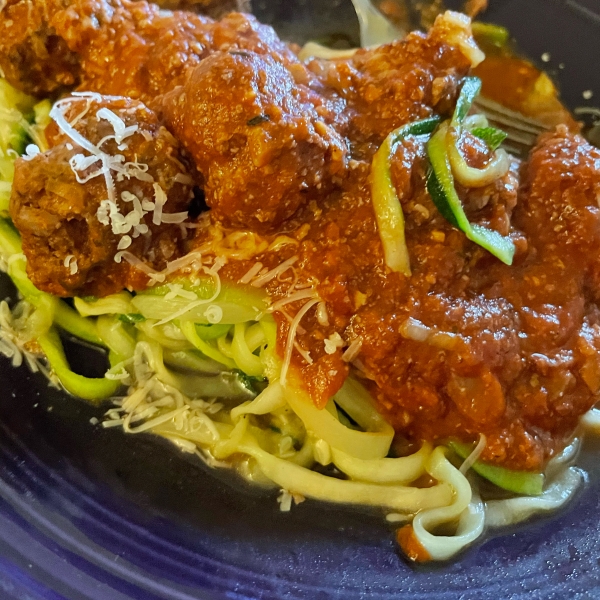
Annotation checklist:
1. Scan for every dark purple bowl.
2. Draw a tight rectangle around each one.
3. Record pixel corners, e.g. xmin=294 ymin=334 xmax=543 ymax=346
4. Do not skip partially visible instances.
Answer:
xmin=1 ymin=1 xmax=600 ymax=598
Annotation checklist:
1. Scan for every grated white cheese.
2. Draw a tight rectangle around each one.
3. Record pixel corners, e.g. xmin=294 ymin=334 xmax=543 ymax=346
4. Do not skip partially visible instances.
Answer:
xmin=251 ymin=256 xmax=298 ymax=287
xmin=269 ymin=288 xmax=318 ymax=313
xmin=22 ymin=144 xmax=40 ymax=161
xmin=117 ymin=235 xmax=132 ymax=250
xmin=239 ymin=261 xmax=263 ymax=285
xmin=276 ymin=489 xmax=305 ymax=512
xmin=277 ymin=489 xmax=293 ymax=512
xmin=114 ymin=250 xmax=165 ymax=281
xmin=204 ymin=305 xmax=223 ymax=324
xmin=121 ymin=191 xmax=137 ymax=203
xmin=152 ymin=183 xmax=167 ymax=225
xmin=324 ymin=332 xmax=344 ymax=355
xmin=293 ymin=341 xmax=312 ymax=365
xmin=342 ymin=338 xmax=363 ymax=363
xmin=160 ymin=211 xmax=189 ymax=224
xmin=49 ymin=96 xmax=182 ymax=264
xmin=316 ymin=302 xmax=329 ymax=327
xmin=63 ymin=254 xmax=78 ymax=275
xmin=164 ymin=283 xmax=198 ymax=301
xmin=174 ymin=173 xmax=194 ymax=185
xmin=153 ymin=264 xmax=222 ymax=326
xmin=279 ymin=298 xmax=319 ymax=388
xmin=96 ymin=107 xmax=138 ymax=144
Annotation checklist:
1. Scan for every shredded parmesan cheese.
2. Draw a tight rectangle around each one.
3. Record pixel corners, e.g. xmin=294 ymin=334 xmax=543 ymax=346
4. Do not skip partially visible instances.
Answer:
xmin=293 ymin=341 xmax=313 ymax=364
xmin=114 ymin=250 xmax=165 ymax=281
xmin=160 ymin=211 xmax=189 ymax=224
xmin=278 ymin=489 xmax=293 ymax=512
xmin=280 ymin=298 xmax=319 ymax=388
xmin=164 ymin=283 xmax=197 ymax=301
xmin=153 ymin=263 xmax=222 ymax=326
xmin=174 ymin=173 xmax=194 ymax=185
xmin=152 ymin=183 xmax=167 ymax=225
xmin=204 ymin=305 xmax=223 ymax=324
xmin=22 ymin=144 xmax=40 ymax=161
xmin=342 ymin=338 xmax=363 ymax=362
xmin=48 ymin=96 xmax=193 ymax=264
xmin=269 ymin=288 xmax=318 ymax=313
xmin=316 ymin=302 xmax=329 ymax=327
xmin=251 ymin=256 xmax=298 ymax=287
xmin=239 ymin=262 xmax=263 ymax=284
xmin=459 ymin=434 xmax=487 ymax=475
xmin=63 ymin=255 xmax=78 ymax=274
xmin=324 ymin=332 xmax=344 ymax=355
xmin=117 ymin=235 xmax=132 ymax=250
xmin=96 ymin=107 xmax=138 ymax=144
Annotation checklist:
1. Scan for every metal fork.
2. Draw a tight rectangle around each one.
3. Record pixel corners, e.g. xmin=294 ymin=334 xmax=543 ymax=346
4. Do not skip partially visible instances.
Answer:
xmin=473 ymin=97 xmax=550 ymax=157
xmin=350 ymin=0 xmax=406 ymax=46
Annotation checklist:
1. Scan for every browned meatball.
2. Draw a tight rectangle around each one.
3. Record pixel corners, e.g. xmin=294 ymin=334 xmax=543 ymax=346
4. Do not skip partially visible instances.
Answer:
xmin=49 ymin=0 xmax=214 ymax=103
xmin=0 ymin=0 xmax=80 ymax=96
xmin=10 ymin=95 xmax=193 ymax=297
xmin=162 ymin=51 xmax=349 ymax=229
xmin=516 ymin=126 xmax=600 ymax=302
xmin=517 ymin=126 xmax=600 ymax=255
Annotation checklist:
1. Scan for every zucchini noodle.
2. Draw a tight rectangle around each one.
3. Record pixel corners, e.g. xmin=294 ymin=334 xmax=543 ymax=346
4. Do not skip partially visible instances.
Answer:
xmin=407 ymin=447 xmax=485 ymax=561
xmin=0 ymin=77 xmax=588 ymax=565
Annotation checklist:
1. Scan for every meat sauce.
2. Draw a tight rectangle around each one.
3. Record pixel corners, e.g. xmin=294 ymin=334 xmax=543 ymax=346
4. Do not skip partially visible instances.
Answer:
xmin=3 ymin=0 xmax=599 ymax=472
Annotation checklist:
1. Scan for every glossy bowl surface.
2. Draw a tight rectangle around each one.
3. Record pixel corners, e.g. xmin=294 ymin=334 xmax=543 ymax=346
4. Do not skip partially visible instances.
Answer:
xmin=1 ymin=1 xmax=600 ymax=598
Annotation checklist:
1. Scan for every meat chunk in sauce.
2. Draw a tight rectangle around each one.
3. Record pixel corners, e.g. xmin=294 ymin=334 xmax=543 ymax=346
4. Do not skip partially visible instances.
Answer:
xmin=517 ymin=126 xmax=600 ymax=276
xmin=162 ymin=51 xmax=348 ymax=229
xmin=10 ymin=95 xmax=193 ymax=297
xmin=0 ymin=0 xmax=80 ymax=96
xmin=50 ymin=0 xmax=215 ymax=103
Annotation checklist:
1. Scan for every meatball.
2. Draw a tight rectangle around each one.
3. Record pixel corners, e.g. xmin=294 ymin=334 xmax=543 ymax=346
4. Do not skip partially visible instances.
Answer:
xmin=0 ymin=0 xmax=80 ymax=96
xmin=516 ymin=125 xmax=600 ymax=302
xmin=162 ymin=51 xmax=349 ymax=229
xmin=517 ymin=126 xmax=600 ymax=256
xmin=10 ymin=95 xmax=193 ymax=297
xmin=49 ymin=0 xmax=214 ymax=103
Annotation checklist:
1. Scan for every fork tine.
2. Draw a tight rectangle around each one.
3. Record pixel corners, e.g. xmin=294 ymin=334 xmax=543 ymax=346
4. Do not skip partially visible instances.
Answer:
xmin=473 ymin=97 xmax=550 ymax=135
xmin=473 ymin=96 xmax=550 ymax=156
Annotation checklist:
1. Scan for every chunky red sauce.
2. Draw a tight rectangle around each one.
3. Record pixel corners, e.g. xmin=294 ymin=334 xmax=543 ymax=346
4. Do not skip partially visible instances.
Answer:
xmin=3 ymin=0 xmax=599 ymax=472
